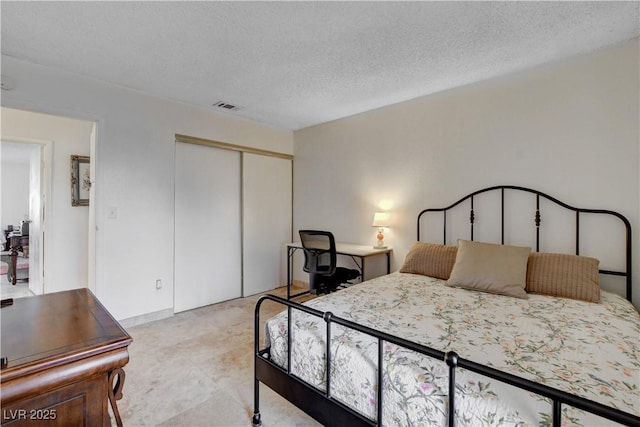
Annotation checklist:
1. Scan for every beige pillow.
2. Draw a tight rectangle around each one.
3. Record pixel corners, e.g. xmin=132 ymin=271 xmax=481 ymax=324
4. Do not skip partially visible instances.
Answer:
xmin=399 ymin=242 xmax=458 ymax=280
xmin=526 ymin=252 xmax=600 ymax=302
xmin=446 ymin=240 xmax=531 ymax=299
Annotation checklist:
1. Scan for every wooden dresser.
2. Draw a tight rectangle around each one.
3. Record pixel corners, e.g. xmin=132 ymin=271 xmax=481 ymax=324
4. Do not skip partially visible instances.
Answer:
xmin=1 ymin=289 xmax=132 ymax=426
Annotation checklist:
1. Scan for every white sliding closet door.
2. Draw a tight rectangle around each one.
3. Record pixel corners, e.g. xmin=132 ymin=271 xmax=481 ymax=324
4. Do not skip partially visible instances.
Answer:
xmin=174 ymin=142 xmax=242 ymax=312
xmin=242 ymin=153 xmax=292 ymax=296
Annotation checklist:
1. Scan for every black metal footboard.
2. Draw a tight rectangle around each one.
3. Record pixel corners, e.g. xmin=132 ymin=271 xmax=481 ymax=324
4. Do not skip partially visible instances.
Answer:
xmin=253 ymin=294 xmax=640 ymax=427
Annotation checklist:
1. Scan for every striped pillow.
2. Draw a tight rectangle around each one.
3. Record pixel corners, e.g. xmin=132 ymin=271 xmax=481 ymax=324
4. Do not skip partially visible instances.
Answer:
xmin=399 ymin=242 xmax=458 ymax=280
xmin=526 ymin=252 xmax=600 ymax=302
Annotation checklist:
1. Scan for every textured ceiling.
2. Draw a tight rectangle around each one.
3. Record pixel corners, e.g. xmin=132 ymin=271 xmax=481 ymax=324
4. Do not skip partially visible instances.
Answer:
xmin=2 ymin=1 xmax=639 ymax=130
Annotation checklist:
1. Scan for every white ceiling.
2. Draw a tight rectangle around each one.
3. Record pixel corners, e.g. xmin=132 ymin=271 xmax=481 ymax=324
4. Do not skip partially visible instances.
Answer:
xmin=2 ymin=1 xmax=638 ymax=130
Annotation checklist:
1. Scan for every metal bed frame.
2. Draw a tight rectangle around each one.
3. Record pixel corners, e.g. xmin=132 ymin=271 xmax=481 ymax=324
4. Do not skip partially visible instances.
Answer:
xmin=417 ymin=185 xmax=632 ymax=302
xmin=253 ymin=185 xmax=637 ymax=427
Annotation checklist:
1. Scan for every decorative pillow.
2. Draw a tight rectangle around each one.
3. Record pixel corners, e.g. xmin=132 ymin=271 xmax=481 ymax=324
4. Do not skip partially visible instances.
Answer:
xmin=446 ymin=240 xmax=531 ymax=299
xmin=399 ymin=242 xmax=458 ymax=280
xmin=526 ymin=252 xmax=600 ymax=302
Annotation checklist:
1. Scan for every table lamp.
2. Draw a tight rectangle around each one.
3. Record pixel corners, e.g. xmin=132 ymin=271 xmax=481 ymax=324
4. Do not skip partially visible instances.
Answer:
xmin=371 ymin=211 xmax=390 ymax=249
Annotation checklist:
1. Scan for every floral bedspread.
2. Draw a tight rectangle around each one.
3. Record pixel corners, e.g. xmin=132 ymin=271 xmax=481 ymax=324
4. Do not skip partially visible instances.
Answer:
xmin=265 ymin=272 xmax=640 ymax=426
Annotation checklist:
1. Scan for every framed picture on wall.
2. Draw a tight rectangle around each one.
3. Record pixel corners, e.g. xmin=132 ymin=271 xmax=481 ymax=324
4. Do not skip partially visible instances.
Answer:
xmin=71 ymin=155 xmax=90 ymax=206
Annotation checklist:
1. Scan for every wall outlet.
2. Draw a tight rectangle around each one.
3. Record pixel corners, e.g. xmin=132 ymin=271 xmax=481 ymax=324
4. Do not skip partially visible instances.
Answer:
xmin=155 ymin=279 xmax=162 ymax=290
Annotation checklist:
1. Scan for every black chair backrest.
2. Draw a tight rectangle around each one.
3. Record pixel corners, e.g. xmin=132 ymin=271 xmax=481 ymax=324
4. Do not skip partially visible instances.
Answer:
xmin=299 ymin=230 xmax=337 ymax=276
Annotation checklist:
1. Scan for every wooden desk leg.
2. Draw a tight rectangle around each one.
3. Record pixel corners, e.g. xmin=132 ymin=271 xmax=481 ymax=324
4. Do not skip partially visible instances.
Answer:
xmin=108 ymin=368 xmax=126 ymax=427
xmin=9 ymin=249 xmax=18 ymax=286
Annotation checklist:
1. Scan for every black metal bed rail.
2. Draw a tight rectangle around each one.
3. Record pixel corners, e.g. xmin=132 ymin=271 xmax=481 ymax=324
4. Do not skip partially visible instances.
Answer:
xmin=253 ymin=294 xmax=640 ymax=427
xmin=253 ymin=294 xmax=376 ymax=427
xmin=416 ymin=185 xmax=633 ymax=301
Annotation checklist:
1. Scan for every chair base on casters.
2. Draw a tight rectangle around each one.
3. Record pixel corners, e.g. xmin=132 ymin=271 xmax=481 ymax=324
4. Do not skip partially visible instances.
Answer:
xmin=309 ymin=283 xmax=342 ymax=295
xmin=308 ymin=267 xmax=360 ymax=295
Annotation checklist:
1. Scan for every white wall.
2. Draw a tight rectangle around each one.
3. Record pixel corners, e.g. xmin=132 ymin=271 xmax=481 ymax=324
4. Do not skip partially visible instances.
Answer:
xmin=293 ymin=38 xmax=640 ymax=308
xmin=1 ymin=55 xmax=293 ymax=321
xmin=1 ymin=109 xmax=94 ymax=292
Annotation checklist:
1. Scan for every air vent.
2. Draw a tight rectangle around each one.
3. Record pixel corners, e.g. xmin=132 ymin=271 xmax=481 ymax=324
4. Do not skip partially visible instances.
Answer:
xmin=213 ymin=101 xmax=240 ymax=111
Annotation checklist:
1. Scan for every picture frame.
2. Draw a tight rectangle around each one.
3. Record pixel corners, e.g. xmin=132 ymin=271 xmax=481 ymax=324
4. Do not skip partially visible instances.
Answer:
xmin=71 ymin=155 xmax=91 ymax=206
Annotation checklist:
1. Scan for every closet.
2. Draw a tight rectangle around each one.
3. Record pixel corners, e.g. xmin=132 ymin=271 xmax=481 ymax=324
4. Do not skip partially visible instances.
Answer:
xmin=174 ymin=136 xmax=292 ymax=313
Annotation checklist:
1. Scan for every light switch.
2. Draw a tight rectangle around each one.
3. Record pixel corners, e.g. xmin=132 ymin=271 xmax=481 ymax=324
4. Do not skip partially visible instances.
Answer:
xmin=107 ymin=207 xmax=118 ymax=219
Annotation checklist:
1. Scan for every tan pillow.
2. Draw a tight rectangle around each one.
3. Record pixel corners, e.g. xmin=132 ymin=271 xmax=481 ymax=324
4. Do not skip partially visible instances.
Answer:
xmin=399 ymin=242 xmax=458 ymax=280
xmin=526 ymin=252 xmax=600 ymax=302
xmin=446 ymin=240 xmax=531 ymax=299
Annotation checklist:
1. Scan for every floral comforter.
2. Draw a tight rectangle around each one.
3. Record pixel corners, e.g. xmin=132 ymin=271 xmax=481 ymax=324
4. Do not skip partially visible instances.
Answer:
xmin=265 ymin=272 xmax=640 ymax=426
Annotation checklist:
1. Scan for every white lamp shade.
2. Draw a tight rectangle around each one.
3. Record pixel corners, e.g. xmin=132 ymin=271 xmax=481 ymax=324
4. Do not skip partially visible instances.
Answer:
xmin=372 ymin=211 xmax=390 ymax=228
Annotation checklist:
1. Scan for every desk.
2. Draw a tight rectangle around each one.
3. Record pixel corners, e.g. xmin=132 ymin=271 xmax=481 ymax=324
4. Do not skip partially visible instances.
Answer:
xmin=286 ymin=242 xmax=392 ymax=300
xmin=1 ymin=288 xmax=132 ymax=426
xmin=8 ymin=235 xmax=29 ymax=286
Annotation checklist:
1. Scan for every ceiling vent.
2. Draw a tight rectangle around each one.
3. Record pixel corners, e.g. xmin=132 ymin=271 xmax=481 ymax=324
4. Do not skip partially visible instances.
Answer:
xmin=213 ymin=101 xmax=240 ymax=111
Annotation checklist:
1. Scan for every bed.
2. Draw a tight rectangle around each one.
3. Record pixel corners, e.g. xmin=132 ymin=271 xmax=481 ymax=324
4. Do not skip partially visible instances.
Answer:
xmin=252 ymin=185 xmax=640 ymax=427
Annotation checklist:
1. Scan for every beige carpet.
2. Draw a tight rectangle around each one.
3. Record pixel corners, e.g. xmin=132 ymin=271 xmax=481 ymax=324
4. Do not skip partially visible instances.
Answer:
xmin=118 ymin=285 xmax=321 ymax=427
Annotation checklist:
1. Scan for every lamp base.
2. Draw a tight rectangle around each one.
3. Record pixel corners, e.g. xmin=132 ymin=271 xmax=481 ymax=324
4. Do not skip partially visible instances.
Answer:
xmin=375 ymin=229 xmax=386 ymax=250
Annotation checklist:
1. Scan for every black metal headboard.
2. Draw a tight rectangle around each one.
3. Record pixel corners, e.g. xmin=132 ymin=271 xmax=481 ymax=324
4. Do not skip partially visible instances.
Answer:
xmin=417 ymin=185 xmax=633 ymax=302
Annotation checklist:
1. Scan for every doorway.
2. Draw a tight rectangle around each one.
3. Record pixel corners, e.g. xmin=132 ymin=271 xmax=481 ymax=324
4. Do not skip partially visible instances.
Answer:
xmin=0 ymin=107 xmax=95 ymax=296
xmin=0 ymin=140 xmax=49 ymax=296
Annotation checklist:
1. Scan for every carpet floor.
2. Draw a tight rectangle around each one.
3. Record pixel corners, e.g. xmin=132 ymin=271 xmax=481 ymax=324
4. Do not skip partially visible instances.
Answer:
xmin=118 ymin=285 xmax=321 ymax=427
xmin=0 ymin=271 xmax=32 ymax=299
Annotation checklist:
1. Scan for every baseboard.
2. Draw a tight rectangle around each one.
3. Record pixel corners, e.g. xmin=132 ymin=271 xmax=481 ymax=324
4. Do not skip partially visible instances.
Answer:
xmin=119 ymin=308 xmax=174 ymax=329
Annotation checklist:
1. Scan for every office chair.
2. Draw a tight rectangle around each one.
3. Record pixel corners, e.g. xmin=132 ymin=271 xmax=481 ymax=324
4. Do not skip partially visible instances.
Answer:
xmin=299 ymin=230 xmax=360 ymax=294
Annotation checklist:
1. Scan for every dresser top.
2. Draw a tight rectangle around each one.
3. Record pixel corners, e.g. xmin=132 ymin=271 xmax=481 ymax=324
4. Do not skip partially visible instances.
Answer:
xmin=1 ymin=288 xmax=132 ymax=380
